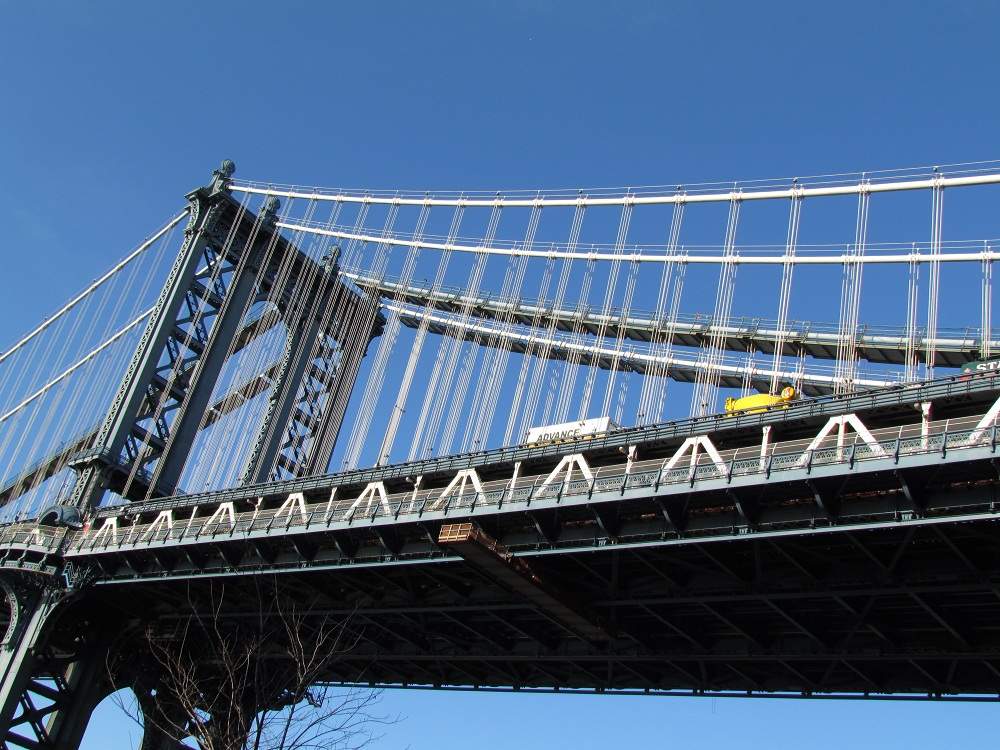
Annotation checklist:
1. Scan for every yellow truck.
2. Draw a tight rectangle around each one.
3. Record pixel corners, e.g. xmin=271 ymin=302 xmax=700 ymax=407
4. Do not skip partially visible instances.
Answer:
xmin=724 ymin=386 xmax=797 ymax=415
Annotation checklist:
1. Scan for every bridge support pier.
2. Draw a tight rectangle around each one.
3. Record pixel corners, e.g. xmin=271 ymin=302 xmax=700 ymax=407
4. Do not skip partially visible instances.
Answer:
xmin=0 ymin=583 xmax=262 ymax=750
xmin=134 ymin=680 xmax=240 ymax=750
xmin=0 ymin=588 xmax=112 ymax=750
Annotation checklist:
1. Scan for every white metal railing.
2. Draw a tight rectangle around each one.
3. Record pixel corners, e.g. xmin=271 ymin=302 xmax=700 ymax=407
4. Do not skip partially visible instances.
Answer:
xmin=0 ymin=523 xmax=65 ymax=553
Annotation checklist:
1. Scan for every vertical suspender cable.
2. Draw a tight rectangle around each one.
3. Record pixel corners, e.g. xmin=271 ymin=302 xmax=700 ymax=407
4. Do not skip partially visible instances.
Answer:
xmin=471 ymin=203 xmax=548 ymax=449
xmin=691 ymin=193 xmax=741 ymax=416
xmin=463 ymin=249 xmax=528 ymax=451
xmin=905 ymin=244 xmax=920 ymax=382
xmin=515 ymin=202 xmax=585 ymax=441
xmin=925 ymin=170 xmax=944 ymax=379
xmin=369 ymin=221 xmax=458 ymax=463
xmin=576 ymin=250 xmax=622 ymax=420
xmin=420 ymin=205 xmax=500 ymax=457
xmin=983 ymin=242 xmax=993 ymax=361
xmin=409 ymin=202 xmax=495 ymax=460
xmin=343 ymin=204 xmax=430 ymax=467
xmin=398 ymin=206 xmax=463 ymax=462
xmin=741 ymin=341 xmax=756 ymax=396
xmin=653 ymin=257 xmax=687 ymax=422
xmin=553 ymin=253 xmax=596 ymax=423
xmin=523 ymin=250 xmax=573 ymax=431
xmin=770 ymin=181 xmax=802 ymax=392
xmin=498 ymin=206 xmax=551 ymax=446
xmin=272 ymin=196 xmax=353 ymax=477
xmin=834 ymin=177 xmax=869 ymax=393
xmin=503 ymin=254 xmax=555 ymax=444
xmin=636 ymin=197 xmax=684 ymax=424
xmin=600 ymin=257 xmax=640 ymax=418
xmin=578 ymin=198 xmax=633 ymax=419
xmin=329 ymin=200 xmax=400 ymax=468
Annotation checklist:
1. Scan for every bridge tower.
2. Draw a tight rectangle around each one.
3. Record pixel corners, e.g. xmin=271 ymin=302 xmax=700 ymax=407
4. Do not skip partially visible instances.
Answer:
xmin=0 ymin=163 xmax=383 ymax=749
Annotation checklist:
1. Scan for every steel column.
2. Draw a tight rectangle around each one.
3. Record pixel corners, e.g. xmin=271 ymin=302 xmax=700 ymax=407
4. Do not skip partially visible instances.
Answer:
xmin=0 ymin=587 xmax=108 ymax=750
xmin=149 ymin=205 xmax=273 ymax=495
xmin=242 ymin=285 xmax=334 ymax=484
xmin=68 ymin=163 xmax=237 ymax=511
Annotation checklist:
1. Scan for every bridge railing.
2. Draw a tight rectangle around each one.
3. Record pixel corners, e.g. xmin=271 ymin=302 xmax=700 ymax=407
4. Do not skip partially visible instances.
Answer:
xmin=63 ymin=411 xmax=996 ymax=554
xmin=0 ymin=523 xmax=65 ymax=552
xmin=79 ymin=373 xmax=996 ymax=522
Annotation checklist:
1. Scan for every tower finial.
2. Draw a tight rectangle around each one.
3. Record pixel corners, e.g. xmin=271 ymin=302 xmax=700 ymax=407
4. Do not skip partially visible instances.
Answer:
xmin=210 ymin=160 xmax=236 ymax=194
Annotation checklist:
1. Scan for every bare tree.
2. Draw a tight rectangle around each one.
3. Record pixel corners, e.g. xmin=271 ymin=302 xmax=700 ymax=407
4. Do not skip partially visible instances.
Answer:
xmin=108 ymin=578 xmax=390 ymax=750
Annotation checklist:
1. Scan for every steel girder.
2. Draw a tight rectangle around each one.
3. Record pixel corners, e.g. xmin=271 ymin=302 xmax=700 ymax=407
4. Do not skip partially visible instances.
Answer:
xmin=346 ymin=270 xmax=992 ymax=368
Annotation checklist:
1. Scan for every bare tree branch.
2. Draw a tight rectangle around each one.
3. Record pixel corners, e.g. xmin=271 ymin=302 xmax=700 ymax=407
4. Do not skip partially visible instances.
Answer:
xmin=106 ymin=577 xmax=390 ymax=750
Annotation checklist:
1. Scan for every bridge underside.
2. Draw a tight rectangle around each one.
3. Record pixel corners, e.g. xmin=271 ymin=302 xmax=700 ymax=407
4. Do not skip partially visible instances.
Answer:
xmin=80 ymin=507 xmax=1000 ymax=698
xmin=60 ymin=371 xmax=1000 ymax=701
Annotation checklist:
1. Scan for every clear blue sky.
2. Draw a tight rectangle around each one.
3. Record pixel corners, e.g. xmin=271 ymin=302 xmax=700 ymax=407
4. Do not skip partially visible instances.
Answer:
xmin=2 ymin=1 xmax=1000 ymax=747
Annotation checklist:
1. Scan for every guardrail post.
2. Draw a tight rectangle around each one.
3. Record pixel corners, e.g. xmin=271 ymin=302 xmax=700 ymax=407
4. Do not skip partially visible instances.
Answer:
xmin=526 ymin=478 xmax=539 ymax=507
xmin=248 ymin=499 xmax=263 ymax=531
xmin=653 ymin=461 xmax=665 ymax=491
xmin=759 ymin=426 xmax=772 ymax=473
xmin=920 ymin=402 xmax=932 ymax=450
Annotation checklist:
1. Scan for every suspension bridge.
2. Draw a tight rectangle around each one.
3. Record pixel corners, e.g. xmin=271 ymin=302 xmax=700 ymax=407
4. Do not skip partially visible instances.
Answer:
xmin=1 ymin=160 xmax=1000 ymax=748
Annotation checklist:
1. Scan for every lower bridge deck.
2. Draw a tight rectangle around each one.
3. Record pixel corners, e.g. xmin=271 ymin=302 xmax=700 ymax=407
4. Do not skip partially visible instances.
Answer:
xmin=52 ymin=505 xmax=1000 ymax=698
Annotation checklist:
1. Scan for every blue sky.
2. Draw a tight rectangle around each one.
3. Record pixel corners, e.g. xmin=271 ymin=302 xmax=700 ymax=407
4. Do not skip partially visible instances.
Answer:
xmin=2 ymin=0 xmax=1000 ymax=747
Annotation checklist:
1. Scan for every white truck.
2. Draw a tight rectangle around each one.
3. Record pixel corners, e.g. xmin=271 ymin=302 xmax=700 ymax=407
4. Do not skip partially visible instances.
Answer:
xmin=524 ymin=416 xmax=620 ymax=446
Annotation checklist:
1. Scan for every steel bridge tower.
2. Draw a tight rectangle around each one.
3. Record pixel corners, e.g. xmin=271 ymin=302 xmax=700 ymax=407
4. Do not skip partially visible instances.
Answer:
xmin=0 ymin=164 xmax=384 ymax=749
